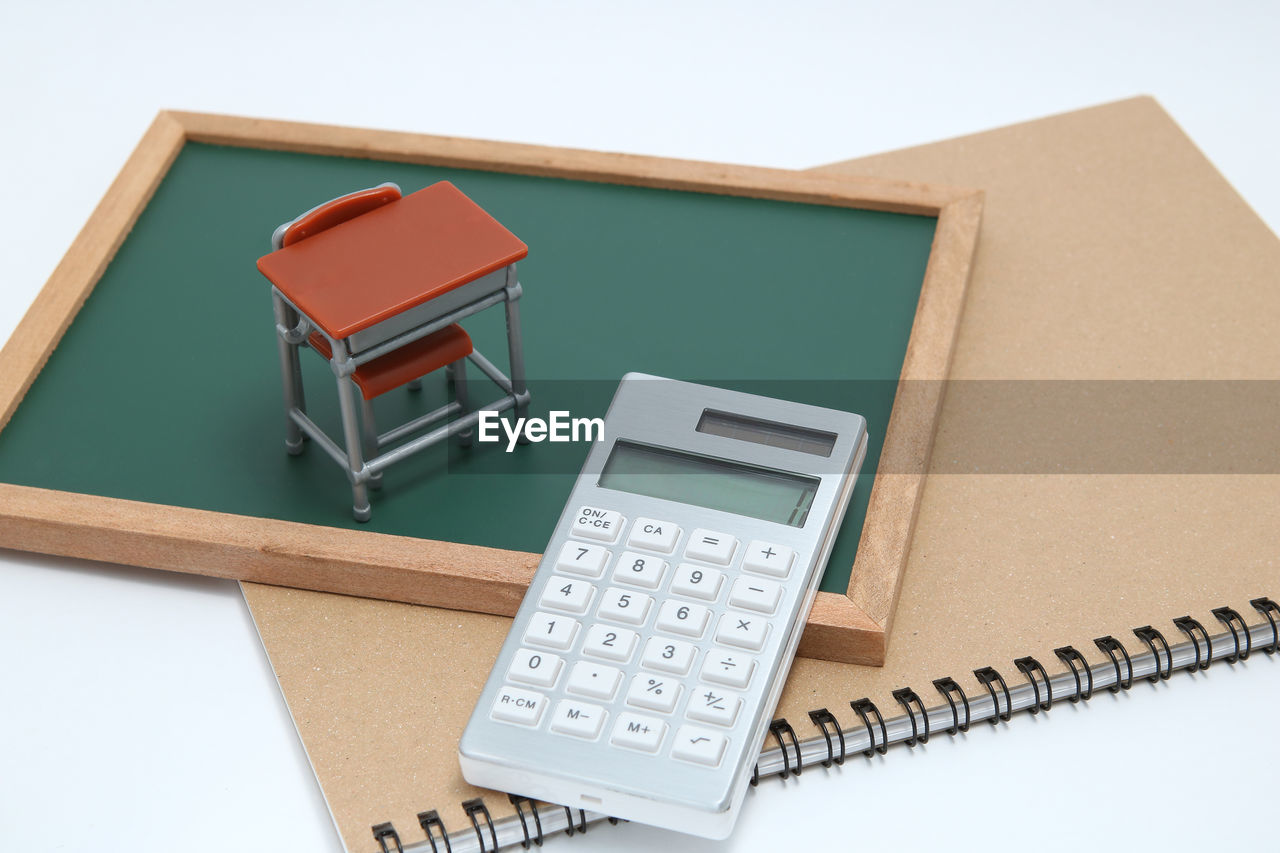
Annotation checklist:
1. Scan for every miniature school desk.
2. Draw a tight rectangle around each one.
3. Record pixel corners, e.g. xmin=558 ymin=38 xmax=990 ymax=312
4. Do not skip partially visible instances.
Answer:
xmin=0 ymin=111 xmax=981 ymax=664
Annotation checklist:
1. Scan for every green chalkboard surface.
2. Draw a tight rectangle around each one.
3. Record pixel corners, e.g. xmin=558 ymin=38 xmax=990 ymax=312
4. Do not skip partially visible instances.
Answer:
xmin=0 ymin=143 xmax=934 ymax=593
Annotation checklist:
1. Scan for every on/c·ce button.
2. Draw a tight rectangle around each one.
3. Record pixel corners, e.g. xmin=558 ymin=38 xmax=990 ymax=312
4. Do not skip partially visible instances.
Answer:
xmin=572 ymin=506 xmax=624 ymax=543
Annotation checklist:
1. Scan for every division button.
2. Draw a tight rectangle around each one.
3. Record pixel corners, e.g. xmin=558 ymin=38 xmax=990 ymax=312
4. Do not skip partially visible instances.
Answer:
xmin=684 ymin=529 xmax=738 ymax=566
xmin=742 ymin=541 xmax=795 ymax=578
xmin=611 ymin=712 xmax=667 ymax=753
xmin=491 ymin=685 xmax=547 ymax=727
xmin=549 ymin=699 xmax=607 ymax=739
xmin=700 ymin=650 xmax=755 ymax=690
xmin=571 ymin=506 xmax=624 ymax=543
xmin=672 ymin=725 xmax=728 ymax=767
xmin=627 ymin=517 xmax=681 ymax=553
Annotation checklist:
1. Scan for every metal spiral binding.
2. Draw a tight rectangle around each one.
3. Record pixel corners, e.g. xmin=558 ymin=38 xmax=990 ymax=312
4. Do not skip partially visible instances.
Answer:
xmin=371 ymin=599 xmax=1273 ymax=853
xmin=507 ymin=795 xmax=543 ymax=848
xmin=932 ymin=677 xmax=972 ymax=733
xmin=1212 ymin=606 xmax=1251 ymax=662
xmin=1013 ymin=657 xmax=1052 ymax=712
xmin=973 ymin=667 xmax=1013 ymax=723
xmin=1053 ymin=646 xmax=1093 ymax=701
xmin=373 ymin=823 xmax=404 ymax=853
xmin=850 ymin=698 xmax=888 ymax=755
xmin=1252 ymin=597 xmax=1280 ymax=652
xmin=418 ymin=810 xmax=451 ymax=853
xmin=768 ymin=718 xmax=802 ymax=778
xmin=1133 ymin=626 xmax=1173 ymax=681
xmin=807 ymin=707 xmax=846 ymax=766
xmin=1172 ymin=615 xmax=1213 ymax=670
xmin=463 ymin=800 xmax=497 ymax=853
xmin=1093 ymin=636 xmax=1134 ymax=692
xmin=891 ymin=687 xmax=931 ymax=745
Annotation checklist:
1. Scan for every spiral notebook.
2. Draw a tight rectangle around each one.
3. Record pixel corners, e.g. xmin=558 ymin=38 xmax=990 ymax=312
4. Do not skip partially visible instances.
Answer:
xmin=243 ymin=96 xmax=1280 ymax=853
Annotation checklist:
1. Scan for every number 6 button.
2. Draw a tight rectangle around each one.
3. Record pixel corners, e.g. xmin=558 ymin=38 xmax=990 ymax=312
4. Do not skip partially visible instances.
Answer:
xmin=656 ymin=600 xmax=710 ymax=637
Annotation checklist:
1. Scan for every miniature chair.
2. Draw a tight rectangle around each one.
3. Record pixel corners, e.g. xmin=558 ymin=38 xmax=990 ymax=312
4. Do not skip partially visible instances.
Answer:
xmin=269 ymin=182 xmax=475 ymax=516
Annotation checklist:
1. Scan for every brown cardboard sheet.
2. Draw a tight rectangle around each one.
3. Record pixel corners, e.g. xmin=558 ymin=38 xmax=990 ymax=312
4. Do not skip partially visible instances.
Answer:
xmin=243 ymin=97 xmax=1280 ymax=853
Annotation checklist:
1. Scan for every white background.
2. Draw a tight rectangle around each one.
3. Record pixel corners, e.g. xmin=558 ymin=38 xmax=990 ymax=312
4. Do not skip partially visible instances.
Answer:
xmin=1 ymin=3 xmax=1277 ymax=851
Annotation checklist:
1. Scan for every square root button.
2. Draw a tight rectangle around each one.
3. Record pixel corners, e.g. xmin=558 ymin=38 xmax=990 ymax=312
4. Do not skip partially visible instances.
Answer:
xmin=671 ymin=725 xmax=728 ymax=766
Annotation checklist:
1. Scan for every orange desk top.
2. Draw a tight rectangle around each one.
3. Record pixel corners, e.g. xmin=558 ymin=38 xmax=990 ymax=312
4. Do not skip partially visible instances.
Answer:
xmin=257 ymin=181 xmax=528 ymax=339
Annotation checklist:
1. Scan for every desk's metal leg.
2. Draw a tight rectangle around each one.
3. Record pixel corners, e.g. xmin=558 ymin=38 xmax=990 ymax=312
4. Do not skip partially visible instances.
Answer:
xmin=504 ymin=266 xmax=530 ymax=441
xmin=360 ymin=397 xmax=383 ymax=490
xmin=452 ymin=358 xmax=472 ymax=448
xmin=272 ymin=290 xmax=306 ymax=455
xmin=332 ymin=342 xmax=372 ymax=522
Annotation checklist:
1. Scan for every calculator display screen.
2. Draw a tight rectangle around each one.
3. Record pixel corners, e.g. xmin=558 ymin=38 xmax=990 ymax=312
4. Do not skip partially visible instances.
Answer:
xmin=598 ymin=440 xmax=819 ymax=527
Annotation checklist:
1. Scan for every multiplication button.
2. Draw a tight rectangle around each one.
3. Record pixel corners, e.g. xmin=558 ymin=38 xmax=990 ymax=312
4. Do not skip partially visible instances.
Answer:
xmin=715 ymin=612 xmax=768 ymax=651
xmin=571 ymin=506 xmax=624 ymax=543
xmin=684 ymin=529 xmax=737 ymax=565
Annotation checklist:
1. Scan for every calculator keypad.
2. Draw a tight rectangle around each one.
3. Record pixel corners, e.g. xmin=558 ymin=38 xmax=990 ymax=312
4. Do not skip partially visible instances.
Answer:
xmin=492 ymin=507 xmax=797 ymax=771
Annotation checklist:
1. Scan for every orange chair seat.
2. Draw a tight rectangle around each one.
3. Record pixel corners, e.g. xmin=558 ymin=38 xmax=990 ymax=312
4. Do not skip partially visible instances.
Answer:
xmin=308 ymin=325 xmax=473 ymax=401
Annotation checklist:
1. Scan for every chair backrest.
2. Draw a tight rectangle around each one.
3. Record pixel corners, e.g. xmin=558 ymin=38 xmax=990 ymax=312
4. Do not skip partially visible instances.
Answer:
xmin=270 ymin=182 xmax=402 ymax=250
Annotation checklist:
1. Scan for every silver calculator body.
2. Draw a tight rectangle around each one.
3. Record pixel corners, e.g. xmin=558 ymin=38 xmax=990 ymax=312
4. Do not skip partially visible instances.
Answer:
xmin=459 ymin=374 xmax=868 ymax=838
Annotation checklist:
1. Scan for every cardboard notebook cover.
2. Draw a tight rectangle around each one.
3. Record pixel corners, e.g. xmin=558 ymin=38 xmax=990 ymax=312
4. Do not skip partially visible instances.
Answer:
xmin=244 ymin=97 xmax=1280 ymax=853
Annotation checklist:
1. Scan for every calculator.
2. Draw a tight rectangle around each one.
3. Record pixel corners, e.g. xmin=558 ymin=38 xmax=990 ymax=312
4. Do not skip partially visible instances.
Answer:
xmin=458 ymin=374 xmax=868 ymax=838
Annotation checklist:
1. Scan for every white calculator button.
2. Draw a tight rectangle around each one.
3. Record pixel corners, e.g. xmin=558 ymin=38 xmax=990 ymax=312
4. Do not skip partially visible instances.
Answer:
xmin=716 ymin=612 xmax=769 ymax=651
xmin=597 ymin=588 xmax=653 ymax=625
xmin=507 ymin=648 xmax=563 ymax=688
xmin=728 ymin=577 xmax=782 ymax=614
xmin=686 ymin=685 xmax=742 ymax=727
xmin=742 ymin=541 xmax=795 ymax=577
xmin=655 ymin=600 xmax=710 ymax=637
xmin=523 ymin=612 xmax=580 ymax=650
xmin=539 ymin=577 xmax=596 ymax=614
xmin=555 ymin=541 xmax=610 ymax=578
xmin=671 ymin=725 xmax=728 ymax=767
xmin=581 ymin=624 xmax=638 ymax=662
xmin=566 ymin=661 xmax=622 ymax=700
xmin=571 ymin=506 xmax=624 ymax=543
xmin=612 ymin=551 xmax=668 ymax=589
xmin=641 ymin=637 xmax=697 ymax=675
xmin=701 ymin=650 xmax=756 ymax=689
xmin=549 ymin=699 xmax=607 ymax=739
xmin=626 ymin=517 xmax=681 ymax=554
xmin=669 ymin=563 xmax=724 ymax=602
xmin=684 ymin=529 xmax=738 ymax=566
xmin=490 ymin=686 xmax=547 ymax=727
xmin=611 ymin=712 xmax=667 ymax=753
xmin=626 ymin=673 xmax=682 ymax=713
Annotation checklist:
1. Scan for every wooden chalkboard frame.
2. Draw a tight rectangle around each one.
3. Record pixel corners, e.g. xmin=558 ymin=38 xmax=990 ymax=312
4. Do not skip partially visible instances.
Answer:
xmin=0 ymin=111 xmax=982 ymax=664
